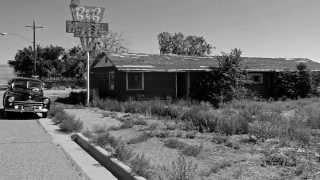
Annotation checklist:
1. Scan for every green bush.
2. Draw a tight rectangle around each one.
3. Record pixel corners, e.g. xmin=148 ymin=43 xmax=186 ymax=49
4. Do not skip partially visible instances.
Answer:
xmin=118 ymin=120 xmax=134 ymax=129
xmin=164 ymin=138 xmax=188 ymax=150
xmin=91 ymin=96 xmax=123 ymax=112
xmin=123 ymin=101 xmax=150 ymax=114
xmin=150 ymin=101 xmax=170 ymax=117
xmin=58 ymin=115 xmax=83 ymax=132
xmin=248 ymin=120 xmax=279 ymax=140
xmin=248 ymin=111 xmax=311 ymax=144
xmin=130 ymin=154 xmax=152 ymax=178
xmin=158 ymin=155 xmax=197 ymax=180
xmin=128 ymin=133 xmax=151 ymax=144
xmin=56 ymin=91 xmax=86 ymax=105
xmin=304 ymin=105 xmax=320 ymax=129
xmin=50 ymin=106 xmax=66 ymax=124
xmin=133 ymin=118 xmax=148 ymax=125
xmin=181 ymin=107 xmax=217 ymax=132
xmin=91 ymin=124 xmax=108 ymax=134
xmin=181 ymin=144 xmax=202 ymax=157
xmin=214 ymin=109 xmax=249 ymax=135
xmin=114 ymin=142 xmax=134 ymax=163
xmin=93 ymin=131 xmax=118 ymax=147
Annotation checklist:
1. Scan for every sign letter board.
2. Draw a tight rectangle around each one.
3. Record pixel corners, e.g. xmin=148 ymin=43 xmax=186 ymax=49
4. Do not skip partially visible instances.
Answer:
xmin=66 ymin=21 xmax=108 ymax=37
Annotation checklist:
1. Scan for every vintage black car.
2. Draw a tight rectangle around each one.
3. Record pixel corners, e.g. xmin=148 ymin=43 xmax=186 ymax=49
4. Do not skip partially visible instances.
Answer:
xmin=3 ymin=77 xmax=50 ymax=117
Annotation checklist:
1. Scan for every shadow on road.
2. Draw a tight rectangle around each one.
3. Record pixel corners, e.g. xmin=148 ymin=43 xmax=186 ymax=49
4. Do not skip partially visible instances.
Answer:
xmin=0 ymin=109 xmax=41 ymax=120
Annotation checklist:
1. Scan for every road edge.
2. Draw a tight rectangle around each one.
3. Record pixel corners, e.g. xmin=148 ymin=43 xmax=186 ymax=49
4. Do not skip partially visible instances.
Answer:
xmin=71 ymin=133 xmax=147 ymax=180
xmin=37 ymin=118 xmax=117 ymax=180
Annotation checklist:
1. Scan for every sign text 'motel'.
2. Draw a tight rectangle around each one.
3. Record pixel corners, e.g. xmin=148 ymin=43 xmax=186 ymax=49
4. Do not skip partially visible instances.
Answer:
xmin=66 ymin=21 xmax=108 ymax=37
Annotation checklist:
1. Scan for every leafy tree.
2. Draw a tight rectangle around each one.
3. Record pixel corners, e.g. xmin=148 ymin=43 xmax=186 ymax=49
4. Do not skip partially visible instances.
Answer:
xmin=93 ymin=31 xmax=128 ymax=55
xmin=61 ymin=46 xmax=86 ymax=80
xmin=9 ymin=46 xmax=34 ymax=77
xmin=9 ymin=31 xmax=128 ymax=80
xmin=157 ymin=32 xmax=213 ymax=56
xmin=9 ymin=45 xmax=65 ymax=78
xmin=37 ymin=45 xmax=65 ymax=78
xmin=184 ymin=35 xmax=212 ymax=56
xmin=158 ymin=32 xmax=172 ymax=54
xmin=190 ymin=49 xmax=245 ymax=107
xmin=171 ymin=32 xmax=185 ymax=55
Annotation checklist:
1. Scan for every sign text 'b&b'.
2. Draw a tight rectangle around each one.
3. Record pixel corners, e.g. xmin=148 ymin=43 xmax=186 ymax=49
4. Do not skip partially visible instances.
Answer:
xmin=70 ymin=6 xmax=105 ymax=23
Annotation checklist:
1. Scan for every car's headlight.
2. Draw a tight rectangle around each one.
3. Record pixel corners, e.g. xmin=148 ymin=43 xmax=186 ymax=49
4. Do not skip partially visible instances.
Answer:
xmin=8 ymin=96 xmax=15 ymax=102
xmin=43 ymin=98 xmax=50 ymax=104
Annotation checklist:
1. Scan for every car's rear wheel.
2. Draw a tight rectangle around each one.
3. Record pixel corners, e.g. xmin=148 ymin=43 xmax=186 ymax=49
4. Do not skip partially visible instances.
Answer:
xmin=42 ymin=112 xmax=47 ymax=118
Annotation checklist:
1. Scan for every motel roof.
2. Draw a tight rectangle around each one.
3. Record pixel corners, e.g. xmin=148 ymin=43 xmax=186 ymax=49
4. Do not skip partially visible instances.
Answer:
xmin=93 ymin=53 xmax=320 ymax=72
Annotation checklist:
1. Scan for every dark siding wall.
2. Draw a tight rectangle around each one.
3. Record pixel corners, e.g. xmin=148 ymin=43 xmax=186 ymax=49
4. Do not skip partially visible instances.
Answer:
xmin=117 ymin=72 xmax=176 ymax=99
xmin=246 ymin=72 xmax=274 ymax=97
xmin=92 ymin=69 xmax=278 ymax=100
xmin=189 ymin=71 xmax=276 ymax=98
xmin=91 ymin=67 xmax=119 ymax=98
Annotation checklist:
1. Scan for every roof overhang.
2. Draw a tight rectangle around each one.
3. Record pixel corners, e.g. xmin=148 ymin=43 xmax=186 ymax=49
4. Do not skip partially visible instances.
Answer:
xmin=117 ymin=68 xmax=212 ymax=72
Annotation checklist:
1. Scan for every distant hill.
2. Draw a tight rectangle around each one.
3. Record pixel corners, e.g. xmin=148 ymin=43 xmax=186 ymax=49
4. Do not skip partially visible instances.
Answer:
xmin=0 ymin=64 xmax=15 ymax=84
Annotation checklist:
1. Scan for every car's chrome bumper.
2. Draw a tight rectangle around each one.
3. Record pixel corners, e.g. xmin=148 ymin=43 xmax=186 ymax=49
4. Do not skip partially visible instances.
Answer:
xmin=4 ymin=106 xmax=49 ymax=113
xmin=4 ymin=101 xmax=49 ymax=113
xmin=4 ymin=108 xmax=49 ymax=113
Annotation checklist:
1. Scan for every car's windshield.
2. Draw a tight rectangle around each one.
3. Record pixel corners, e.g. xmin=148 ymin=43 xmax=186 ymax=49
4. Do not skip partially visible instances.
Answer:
xmin=28 ymin=81 xmax=42 ymax=89
xmin=12 ymin=80 xmax=42 ymax=89
xmin=13 ymin=80 xmax=27 ymax=89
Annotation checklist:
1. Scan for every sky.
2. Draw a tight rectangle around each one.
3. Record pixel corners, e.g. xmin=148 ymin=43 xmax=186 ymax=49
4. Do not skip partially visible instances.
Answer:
xmin=1 ymin=0 xmax=320 ymax=64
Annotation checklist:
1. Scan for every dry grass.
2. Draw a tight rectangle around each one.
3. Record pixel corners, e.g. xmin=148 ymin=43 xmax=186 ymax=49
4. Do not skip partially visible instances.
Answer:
xmin=158 ymin=155 xmax=197 ymax=180
xmin=59 ymin=94 xmax=320 ymax=180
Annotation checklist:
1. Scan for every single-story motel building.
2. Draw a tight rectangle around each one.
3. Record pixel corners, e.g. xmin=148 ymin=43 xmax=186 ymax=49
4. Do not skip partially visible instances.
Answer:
xmin=91 ymin=53 xmax=320 ymax=100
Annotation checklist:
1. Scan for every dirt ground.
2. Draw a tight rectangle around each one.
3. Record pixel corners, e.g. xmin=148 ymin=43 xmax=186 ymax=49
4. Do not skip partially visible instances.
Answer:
xmin=65 ymin=108 xmax=320 ymax=180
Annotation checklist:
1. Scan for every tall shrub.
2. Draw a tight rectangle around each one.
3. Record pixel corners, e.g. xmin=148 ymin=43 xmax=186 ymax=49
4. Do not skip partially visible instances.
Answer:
xmin=296 ymin=63 xmax=311 ymax=98
xmin=274 ymin=63 xmax=311 ymax=99
xmin=191 ymin=48 xmax=246 ymax=107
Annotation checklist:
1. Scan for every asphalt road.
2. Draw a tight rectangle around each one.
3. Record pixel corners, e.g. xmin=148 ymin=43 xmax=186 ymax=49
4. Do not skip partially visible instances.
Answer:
xmin=0 ymin=91 xmax=85 ymax=180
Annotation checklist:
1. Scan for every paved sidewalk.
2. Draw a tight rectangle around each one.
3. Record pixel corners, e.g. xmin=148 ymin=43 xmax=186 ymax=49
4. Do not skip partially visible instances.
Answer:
xmin=0 ymin=118 xmax=85 ymax=180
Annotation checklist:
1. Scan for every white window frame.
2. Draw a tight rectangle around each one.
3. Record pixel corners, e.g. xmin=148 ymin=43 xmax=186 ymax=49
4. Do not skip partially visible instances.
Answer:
xmin=248 ymin=73 xmax=263 ymax=84
xmin=126 ymin=72 xmax=144 ymax=91
xmin=108 ymin=71 xmax=115 ymax=90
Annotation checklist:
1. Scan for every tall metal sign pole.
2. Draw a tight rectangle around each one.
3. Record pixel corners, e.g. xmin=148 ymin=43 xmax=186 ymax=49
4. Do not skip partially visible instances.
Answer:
xmin=25 ymin=20 xmax=46 ymax=77
xmin=66 ymin=0 xmax=108 ymax=106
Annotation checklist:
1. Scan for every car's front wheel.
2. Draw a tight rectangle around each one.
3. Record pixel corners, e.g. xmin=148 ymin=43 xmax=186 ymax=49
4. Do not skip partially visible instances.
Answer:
xmin=42 ymin=112 xmax=47 ymax=118
xmin=3 ymin=110 xmax=11 ymax=118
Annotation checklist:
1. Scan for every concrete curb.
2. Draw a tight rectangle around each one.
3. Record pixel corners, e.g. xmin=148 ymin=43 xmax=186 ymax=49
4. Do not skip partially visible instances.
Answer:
xmin=37 ymin=119 xmax=117 ymax=180
xmin=72 ymin=133 xmax=147 ymax=180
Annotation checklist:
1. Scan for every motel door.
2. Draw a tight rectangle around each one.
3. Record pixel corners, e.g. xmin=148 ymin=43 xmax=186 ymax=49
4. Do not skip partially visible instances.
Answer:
xmin=177 ymin=72 xmax=188 ymax=98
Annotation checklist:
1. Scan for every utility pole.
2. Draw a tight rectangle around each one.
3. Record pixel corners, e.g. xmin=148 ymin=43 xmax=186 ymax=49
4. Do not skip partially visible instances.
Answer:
xmin=25 ymin=20 xmax=46 ymax=77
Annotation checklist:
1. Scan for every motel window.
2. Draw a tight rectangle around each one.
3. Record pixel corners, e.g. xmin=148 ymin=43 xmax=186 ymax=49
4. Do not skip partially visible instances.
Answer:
xmin=109 ymin=71 xmax=115 ymax=90
xmin=248 ymin=73 xmax=263 ymax=84
xmin=126 ymin=72 xmax=144 ymax=90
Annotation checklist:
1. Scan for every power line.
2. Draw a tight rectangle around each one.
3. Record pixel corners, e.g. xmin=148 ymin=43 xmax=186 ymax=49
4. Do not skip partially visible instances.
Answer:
xmin=25 ymin=20 xmax=47 ymax=77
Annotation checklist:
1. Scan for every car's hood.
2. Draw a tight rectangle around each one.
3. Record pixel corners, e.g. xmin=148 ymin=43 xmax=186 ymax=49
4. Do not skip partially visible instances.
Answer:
xmin=6 ymin=89 xmax=43 ymax=101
